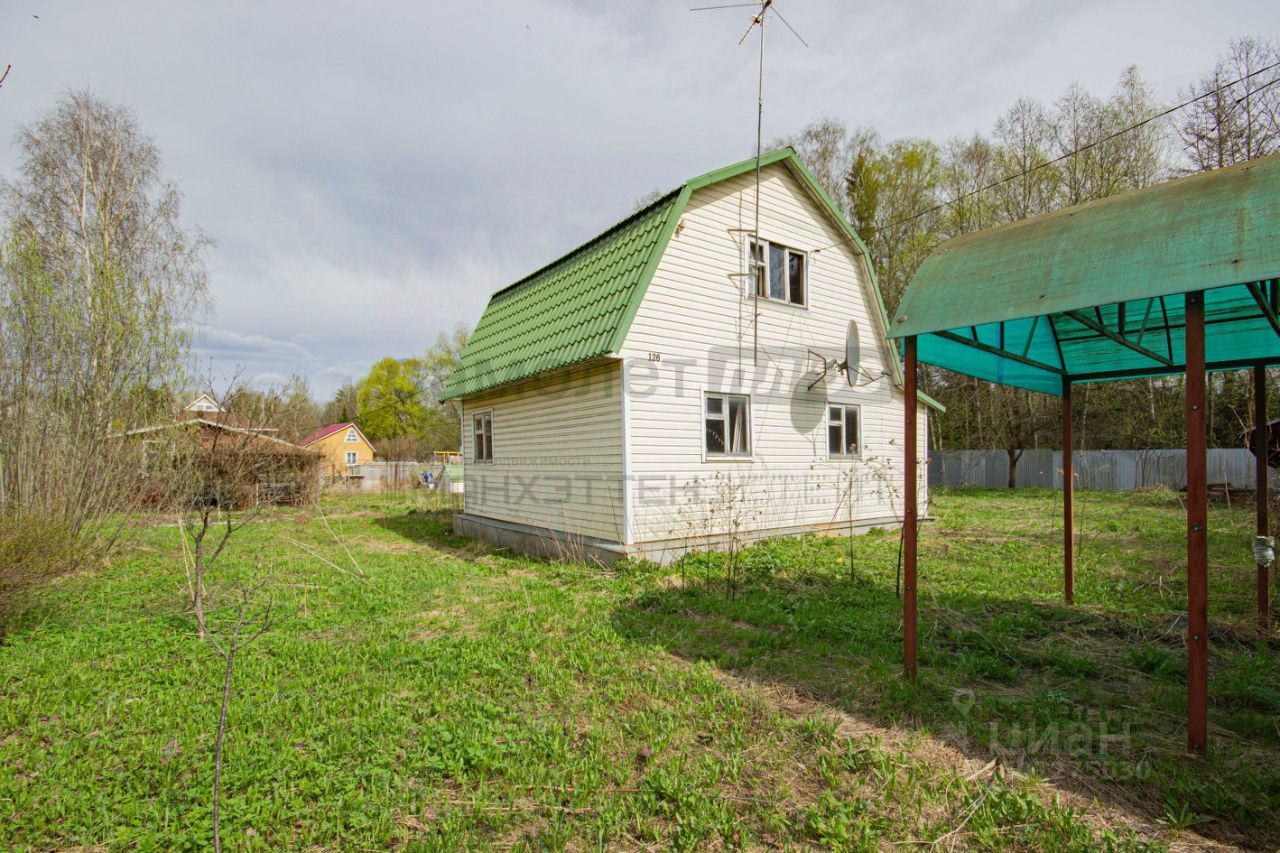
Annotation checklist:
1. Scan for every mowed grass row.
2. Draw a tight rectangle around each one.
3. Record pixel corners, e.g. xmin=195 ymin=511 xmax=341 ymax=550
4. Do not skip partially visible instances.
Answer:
xmin=0 ymin=488 xmax=1273 ymax=849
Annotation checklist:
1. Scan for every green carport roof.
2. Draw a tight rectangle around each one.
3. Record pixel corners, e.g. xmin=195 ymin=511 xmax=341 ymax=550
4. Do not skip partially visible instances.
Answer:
xmin=890 ymin=153 xmax=1280 ymax=395
xmin=444 ymin=148 xmax=943 ymax=409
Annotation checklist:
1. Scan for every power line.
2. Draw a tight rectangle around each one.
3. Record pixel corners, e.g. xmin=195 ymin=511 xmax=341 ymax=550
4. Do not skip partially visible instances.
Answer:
xmin=812 ymin=57 xmax=1280 ymax=254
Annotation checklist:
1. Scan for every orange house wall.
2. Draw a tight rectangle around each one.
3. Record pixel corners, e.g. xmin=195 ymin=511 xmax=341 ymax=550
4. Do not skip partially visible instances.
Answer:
xmin=307 ymin=428 xmax=375 ymax=477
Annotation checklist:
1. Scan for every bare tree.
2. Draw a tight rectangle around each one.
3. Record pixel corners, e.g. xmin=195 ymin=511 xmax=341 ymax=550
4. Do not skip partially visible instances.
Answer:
xmin=200 ymin=569 xmax=275 ymax=853
xmin=1180 ymin=38 xmax=1280 ymax=171
xmin=168 ymin=381 xmax=317 ymax=637
xmin=0 ymin=90 xmax=206 ymax=598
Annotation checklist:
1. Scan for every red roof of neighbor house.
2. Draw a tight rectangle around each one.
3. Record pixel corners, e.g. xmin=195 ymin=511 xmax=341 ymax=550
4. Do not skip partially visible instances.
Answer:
xmin=300 ymin=422 xmax=357 ymax=446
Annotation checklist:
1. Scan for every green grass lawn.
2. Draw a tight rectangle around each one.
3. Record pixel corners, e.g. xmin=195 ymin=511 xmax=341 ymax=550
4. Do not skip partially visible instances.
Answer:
xmin=0 ymin=487 xmax=1276 ymax=850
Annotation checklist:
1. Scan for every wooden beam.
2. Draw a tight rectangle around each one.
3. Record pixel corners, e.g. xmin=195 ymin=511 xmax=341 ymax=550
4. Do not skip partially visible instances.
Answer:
xmin=1063 ymin=309 xmax=1175 ymax=367
xmin=904 ymin=336 xmax=918 ymax=680
xmin=1063 ymin=380 xmax=1075 ymax=606
xmin=934 ymin=330 xmax=1067 ymax=376
xmin=1256 ymin=364 xmax=1271 ymax=634
xmin=1247 ymin=281 xmax=1280 ymax=338
xmin=1186 ymin=291 xmax=1208 ymax=756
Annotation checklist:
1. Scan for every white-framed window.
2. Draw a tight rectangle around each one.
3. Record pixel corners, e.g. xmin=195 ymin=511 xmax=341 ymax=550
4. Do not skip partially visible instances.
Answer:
xmin=345 ymin=450 xmax=359 ymax=466
xmin=704 ymin=393 xmax=751 ymax=458
xmin=344 ymin=428 xmax=359 ymax=442
xmin=827 ymin=404 xmax=861 ymax=457
xmin=472 ymin=411 xmax=493 ymax=462
xmin=749 ymin=238 xmax=807 ymax=306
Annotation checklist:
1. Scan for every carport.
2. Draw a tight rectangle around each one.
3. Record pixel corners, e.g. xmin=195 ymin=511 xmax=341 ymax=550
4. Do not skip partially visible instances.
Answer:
xmin=890 ymin=153 xmax=1280 ymax=754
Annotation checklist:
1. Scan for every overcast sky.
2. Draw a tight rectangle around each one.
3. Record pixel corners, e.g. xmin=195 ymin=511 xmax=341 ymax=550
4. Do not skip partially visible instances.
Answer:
xmin=2 ymin=1 xmax=1277 ymax=398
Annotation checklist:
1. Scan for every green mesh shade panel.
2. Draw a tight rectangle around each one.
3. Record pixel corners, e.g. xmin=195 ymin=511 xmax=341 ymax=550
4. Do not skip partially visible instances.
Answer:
xmin=891 ymin=154 xmax=1280 ymax=394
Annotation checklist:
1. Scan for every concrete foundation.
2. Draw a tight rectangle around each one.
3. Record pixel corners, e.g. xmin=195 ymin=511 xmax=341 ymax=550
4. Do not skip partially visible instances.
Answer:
xmin=453 ymin=512 xmax=906 ymax=565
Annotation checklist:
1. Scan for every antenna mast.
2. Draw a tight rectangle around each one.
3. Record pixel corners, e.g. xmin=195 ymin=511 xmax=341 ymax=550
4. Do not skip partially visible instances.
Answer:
xmin=692 ymin=0 xmax=806 ymax=369
xmin=751 ymin=1 xmax=766 ymax=367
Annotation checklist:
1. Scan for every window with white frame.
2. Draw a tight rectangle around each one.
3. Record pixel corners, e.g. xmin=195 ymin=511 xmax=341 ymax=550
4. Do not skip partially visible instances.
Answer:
xmin=345 ymin=450 xmax=359 ymax=466
xmin=749 ymin=238 xmax=806 ymax=306
xmin=472 ymin=411 xmax=493 ymax=462
xmin=344 ymin=428 xmax=359 ymax=442
xmin=828 ymin=404 xmax=861 ymax=457
xmin=705 ymin=393 xmax=750 ymax=457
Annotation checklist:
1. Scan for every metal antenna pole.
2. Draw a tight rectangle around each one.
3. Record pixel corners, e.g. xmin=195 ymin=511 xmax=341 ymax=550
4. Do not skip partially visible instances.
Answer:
xmin=693 ymin=0 xmax=805 ymax=373
xmin=753 ymin=2 xmax=765 ymax=368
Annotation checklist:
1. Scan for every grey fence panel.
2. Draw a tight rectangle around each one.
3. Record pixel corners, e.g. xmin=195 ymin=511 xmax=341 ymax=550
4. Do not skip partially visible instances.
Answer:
xmin=929 ymin=449 xmax=1258 ymax=491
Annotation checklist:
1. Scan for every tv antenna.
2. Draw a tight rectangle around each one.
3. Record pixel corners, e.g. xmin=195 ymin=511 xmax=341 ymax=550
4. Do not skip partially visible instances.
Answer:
xmin=692 ymin=0 xmax=807 ymax=367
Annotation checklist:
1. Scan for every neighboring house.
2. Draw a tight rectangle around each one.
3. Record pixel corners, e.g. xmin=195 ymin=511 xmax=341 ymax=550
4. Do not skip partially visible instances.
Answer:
xmin=183 ymin=393 xmax=223 ymax=414
xmin=179 ymin=394 xmax=278 ymax=434
xmin=441 ymin=148 xmax=942 ymax=564
xmin=301 ymin=422 xmax=376 ymax=477
xmin=115 ymin=415 xmax=321 ymax=508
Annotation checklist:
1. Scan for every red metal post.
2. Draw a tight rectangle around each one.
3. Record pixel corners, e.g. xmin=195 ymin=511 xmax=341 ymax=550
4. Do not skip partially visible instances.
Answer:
xmin=1255 ymin=364 xmax=1271 ymax=634
xmin=904 ymin=336 xmax=918 ymax=679
xmin=1063 ymin=380 xmax=1075 ymax=606
xmin=1186 ymin=291 xmax=1208 ymax=755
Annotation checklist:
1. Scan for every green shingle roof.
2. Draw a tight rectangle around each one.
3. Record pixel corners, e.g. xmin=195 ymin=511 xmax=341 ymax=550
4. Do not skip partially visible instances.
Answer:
xmin=441 ymin=189 xmax=682 ymax=399
xmin=442 ymin=148 xmax=942 ymax=411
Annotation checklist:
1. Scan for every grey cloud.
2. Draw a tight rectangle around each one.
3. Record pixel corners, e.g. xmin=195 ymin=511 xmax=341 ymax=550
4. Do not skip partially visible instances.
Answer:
xmin=2 ymin=0 xmax=1276 ymax=398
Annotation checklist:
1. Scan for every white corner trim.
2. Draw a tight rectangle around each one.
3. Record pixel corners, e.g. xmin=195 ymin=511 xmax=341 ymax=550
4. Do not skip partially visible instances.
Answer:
xmin=620 ymin=358 xmax=634 ymax=545
xmin=619 ymin=358 xmax=634 ymax=545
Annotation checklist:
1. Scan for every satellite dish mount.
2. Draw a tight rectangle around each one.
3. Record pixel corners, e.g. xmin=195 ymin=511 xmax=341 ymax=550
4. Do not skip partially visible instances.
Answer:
xmin=806 ymin=320 xmax=862 ymax=390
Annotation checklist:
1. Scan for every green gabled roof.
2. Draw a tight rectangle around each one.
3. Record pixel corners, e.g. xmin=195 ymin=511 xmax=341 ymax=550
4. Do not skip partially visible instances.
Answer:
xmin=442 ymin=148 xmax=942 ymax=411
xmin=440 ymin=184 xmax=683 ymax=400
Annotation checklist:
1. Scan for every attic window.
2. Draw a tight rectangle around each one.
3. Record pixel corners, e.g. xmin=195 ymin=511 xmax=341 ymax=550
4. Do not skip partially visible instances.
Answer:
xmin=344 ymin=429 xmax=359 ymax=442
xmin=750 ymin=239 xmax=806 ymax=306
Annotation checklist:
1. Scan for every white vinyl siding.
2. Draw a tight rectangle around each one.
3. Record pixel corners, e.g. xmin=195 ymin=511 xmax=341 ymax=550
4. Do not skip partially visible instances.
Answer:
xmin=618 ymin=161 xmax=929 ymax=544
xmin=460 ymin=360 xmax=625 ymax=542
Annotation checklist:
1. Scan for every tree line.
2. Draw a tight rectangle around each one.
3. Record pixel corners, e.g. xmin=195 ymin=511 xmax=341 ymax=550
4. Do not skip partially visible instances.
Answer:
xmin=775 ymin=36 xmax=1280 ymax=479
xmin=213 ymin=324 xmax=467 ymax=462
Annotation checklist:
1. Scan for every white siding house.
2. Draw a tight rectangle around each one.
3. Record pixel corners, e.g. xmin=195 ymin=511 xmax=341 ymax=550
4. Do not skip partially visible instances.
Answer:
xmin=442 ymin=149 xmax=940 ymax=563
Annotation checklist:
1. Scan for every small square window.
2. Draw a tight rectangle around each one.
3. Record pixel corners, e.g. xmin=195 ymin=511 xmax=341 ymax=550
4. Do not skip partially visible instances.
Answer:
xmin=828 ymin=404 xmax=861 ymax=457
xmin=345 ymin=451 xmax=359 ymax=466
xmin=705 ymin=393 xmax=750 ymax=457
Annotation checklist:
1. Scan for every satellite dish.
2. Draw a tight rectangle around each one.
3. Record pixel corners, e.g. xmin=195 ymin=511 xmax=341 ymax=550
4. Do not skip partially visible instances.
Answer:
xmin=843 ymin=320 xmax=861 ymax=386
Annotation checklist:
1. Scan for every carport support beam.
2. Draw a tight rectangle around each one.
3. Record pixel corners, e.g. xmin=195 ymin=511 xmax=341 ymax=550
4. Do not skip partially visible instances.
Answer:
xmin=904 ymin=336 xmax=918 ymax=680
xmin=1186 ymin=291 xmax=1208 ymax=755
xmin=1063 ymin=380 xmax=1074 ymax=605
xmin=1256 ymin=364 xmax=1271 ymax=634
